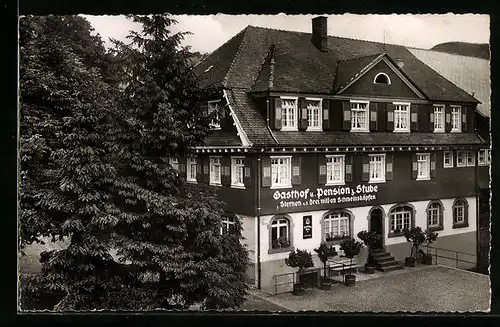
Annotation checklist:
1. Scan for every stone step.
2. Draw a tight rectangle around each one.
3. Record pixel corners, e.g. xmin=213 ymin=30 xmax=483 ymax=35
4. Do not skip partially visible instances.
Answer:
xmin=372 ymin=252 xmax=392 ymax=259
xmin=371 ymin=249 xmax=385 ymax=254
xmin=376 ymin=260 xmax=400 ymax=268
xmin=373 ymin=256 xmax=395 ymax=263
xmin=377 ymin=263 xmax=405 ymax=272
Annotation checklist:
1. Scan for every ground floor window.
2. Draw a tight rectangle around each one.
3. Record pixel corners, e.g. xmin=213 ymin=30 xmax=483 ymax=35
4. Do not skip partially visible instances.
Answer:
xmin=221 ymin=215 xmax=236 ymax=235
xmin=323 ymin=211 xmax=350 ymax=242
xmin=427 ymin=201 xmax=443 ymax=230
xmin=270 ymin=217 xmax=291 ymax=250
xmin=389 ymin=205 xmax=413 ymax=235
xmin=453 ymin=198 xmax=469 ymax=228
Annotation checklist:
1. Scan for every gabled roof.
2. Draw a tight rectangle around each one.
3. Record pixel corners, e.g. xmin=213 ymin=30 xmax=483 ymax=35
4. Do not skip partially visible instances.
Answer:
xmin=251 ymin=44 xmax=275 ymax=92
xmin=334 ymin=53 xmax=384 ymax=91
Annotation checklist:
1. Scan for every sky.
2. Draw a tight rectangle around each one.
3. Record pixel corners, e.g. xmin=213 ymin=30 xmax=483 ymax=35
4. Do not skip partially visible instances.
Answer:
xmin=83 ymin=14 xmax=490 ymax=54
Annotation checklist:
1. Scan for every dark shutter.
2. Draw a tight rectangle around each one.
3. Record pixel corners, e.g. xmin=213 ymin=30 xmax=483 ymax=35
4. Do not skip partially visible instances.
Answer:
xmin=274 ymin=98 xmax=282 ymax=130
xmin=291 ymin=156 xmax=302 ymax=185
xmin=387 ymin=103 xmax=395 ymax=131
xmin=345 ymin=155 xmax=353 ymax=182
xmin=361 ymin=155 xmax=370 ymax=182
xmin=429 ymin=109 xmax=435 ymax=132
xmin=298 ymin=98 xmax=308 ymax=130
xmin=221 ymin=157 xmax=231 ymax=186
xmin=244 ymin=156 xmax=252 ymax=187
xmin=318 ymin=155 xmax=327 ymax=185
xmin=342 ymin=101 xmax=351 ymax=131
xmin=462 ymin=108 xmax=467 ymax=132
xmin=445 ymin=104 xmax=452 ymax=132
xmin=179 ymin=157 xmax=187 ymax=180
xmin=369 ymin=102 xmax=378 ymax=132
xmin=386 ymin=153 xmax=393 ymax=181
xmin=411 ymin=153 xmax=418 ymax=179
xmin=202 ymin=157 xmax=210 ymax=183
xmin=467 ymin=105 xmax=475 ymax=133
xmin=262 ymin=156 xmax=271 ymax=187
xmin=410 ymin=104 xmax=419 ymax=132
xmin=430 ymin=152 xmax=436 ymax=179
xmin=322 ymin=99 xmax=330 ymax=130
xmin=196 ymin=157 xmax=203 ymax=183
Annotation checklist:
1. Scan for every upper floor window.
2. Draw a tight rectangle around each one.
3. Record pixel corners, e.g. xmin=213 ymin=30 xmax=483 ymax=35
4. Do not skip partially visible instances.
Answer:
xmin=208 ymin=100 xmax=221 ymax=130
xmin=466 ymin=151 xmax=475 ymax=167
xmin=393 ymin=103 xmax=410 ymax=132
xmin=369 ymin=154 xmax=386 ymax=183
xmin=209 ymin=156 xmax=221 ymax=185
xmin=443 ymin=151 xmax=454 ymax=168
xmin=389 ymin=205 xmax=413 ymax=235
xmin=281 ymin=98 xmax=298 ymax=131
xmin=416 ymin=153 xmax=431 ymax=180
xmin=433 ymin=105 xmax=445 ymax=132
xmin=451 ymin=106 xmax=462 ymax=132
xmin=478 ymin=149 xmax=489 ymax=166
xmin=326 ymin=155 xmax=345 ymax=185
xmin=350 ymin=101 xmax=369 ymax=131
xmin=186 ymin=157 xmax=197 ymax=183
xmin=456 ymin=151 xmax=466 ymax=167
xmin=323 ymin=211 xmax=350 ymax=242
xmin=231 ymin=157 xmax=245 ymax=188
xmin=221 ymin=215 xmax=236 ymax=235
xmin=169 ymin=157 xmax=179 ymax=172
xmin=306 ymin=98 xmax=322 ymax=131
xmin=373 ymin=73 xmax=391 ymax=85
xmin=271 ymin=156 xmax=292 ymax=188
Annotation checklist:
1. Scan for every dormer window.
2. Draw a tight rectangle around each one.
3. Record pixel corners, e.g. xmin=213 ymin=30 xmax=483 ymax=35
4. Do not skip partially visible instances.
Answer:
xmin=281 ymin=97 xmax=298 ymax=131
xmin=373 ymin=73 xmax=391 ymax=85
xmin=208 ymin=100 xmax=221 ymax=130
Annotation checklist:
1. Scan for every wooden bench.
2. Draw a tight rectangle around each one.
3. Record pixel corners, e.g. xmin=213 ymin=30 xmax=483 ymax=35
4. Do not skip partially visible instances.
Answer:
xmin=328 ymin=257 xmax=363 ymax=276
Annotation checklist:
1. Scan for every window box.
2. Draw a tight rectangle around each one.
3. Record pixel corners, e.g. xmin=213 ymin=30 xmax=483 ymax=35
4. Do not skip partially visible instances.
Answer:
xmin=324 ymin=233 xmax=350 ymax=245
xmin=388 ymin=229 xmax=404 ymax=238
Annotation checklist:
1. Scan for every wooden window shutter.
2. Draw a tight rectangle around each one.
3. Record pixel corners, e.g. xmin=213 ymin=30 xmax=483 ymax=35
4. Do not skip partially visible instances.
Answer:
xmin=430 ymin=152 xmax=436 ymax=179
xmin=202 ymin=157 xmax=210 ymax=183
xmin=386 ymin=103 xmax=395 ymax=131
xmin=322 ymin=99 xmax=330 ymax=130
xmin=291 ymin=156 xmax=302 ymax=185
xmin=221 ymin=157 xmax=231 ymax=186
xmin=274 ymin=98 xmax=282 ymax=130
xmin=261 ymin=156 xmax=271 ymax=187
xmin=318 ymin=155 xmax=327 ymax=185
xmin=445 ymin=104 xmax=452 ymax=132
xmin=298 ymin=98 xmax=308 ymax=130
xmin=345 ymin=155 xmax=353 ymax=182
xmin=467 ymin=106 xmax=475 ymax=133
xmin=244 ymin=157 xmax=252 ymax=187
xmin=196 ymin=157 xmax=203 ymax=182
xmin=411 ymin=153 xmax=418 ymax=179
xmin=369 ymin=102 xmax=378 ymax=132
xmin=462 ymin=108 xmax=467 ymax=132
xmin=362 ymin=155 xmax=370 ymax=182
xmin=410 ymin=104 xmax=419 ymax=132
xmin=342 ymin=101 xmax=351 ymax=131
xmin=386 ymin=153 xmax=393 ymax=181
xmin=179 ymin=157 xmax=187 ymax=180
xmin=429 ymin=110 xmax=435 ymax=132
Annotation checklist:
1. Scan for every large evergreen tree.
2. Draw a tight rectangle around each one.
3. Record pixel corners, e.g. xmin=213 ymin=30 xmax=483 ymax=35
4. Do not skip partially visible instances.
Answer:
xmin=109 ymin=14 xmax=249 ymax=309
xmin=19 ymin=15 xmax=125 ymax=310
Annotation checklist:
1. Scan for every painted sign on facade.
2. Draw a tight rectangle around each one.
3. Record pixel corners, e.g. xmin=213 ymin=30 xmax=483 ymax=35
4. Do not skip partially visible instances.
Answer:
xmin=273 ymin=184 xmax=379 ymax=209
xmin=303 ymin=215 xmax=312 ymax=239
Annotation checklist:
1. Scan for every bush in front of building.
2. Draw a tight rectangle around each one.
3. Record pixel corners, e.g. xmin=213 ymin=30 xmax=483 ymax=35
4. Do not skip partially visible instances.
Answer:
xmin=314 ymin=243 xmax=338 ymax=289
xmin=285 ymin=249 xmax=314 ymax=295
xmin=403 ymin=227 xmax=427 ymax=267
xmin=357 ymin=230 xmax=382 ymax=274
xmin=340 ymin=238 xmax=363 ymax=286
xmin=422 ymin=229 xmax=439 ymax=265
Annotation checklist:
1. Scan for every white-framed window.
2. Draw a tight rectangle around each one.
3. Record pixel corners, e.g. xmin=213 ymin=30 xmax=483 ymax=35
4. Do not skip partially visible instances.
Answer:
xmin=416 ymin=153 xmax=431 ymax=180
xmin=271 ymin=218 xmax=291 ymax=249
xmin=208 ymin=100 xmax=221 ymax=130
xmin=169 ymin=157 xmax=179 ymax=171
xmin=306 ymin=98 xmax=322 ymax=131
xmin=478 ymin=149 xmax=489 ymax=166
xmin=393 ymin=103 xmax=410 ymax=132
xmin=231 ymin=156 xmax=245 ymax=188
xmin=281 ymin=97 xmax=298 ymax=131
xmin=186 ymin=157 xmax=197 ymax=182
xmin=433 ymin=105 xmax=445 ymax=132
xmin=350 ymin=100 xmax=369 ymax=131
xmin=456 ymin=151 xmax=466 ymax=167
xmin=209 ymin=156 xmax=222 ymax=185
xmin=221 ymin=215 xmax=236 ymax=235
xmin=271 ymin=156 xmax=292 ymax=188
xmin=326 ymin=155 xmax=345 ymax=185
xmin=453 ymin=200 xmax=466 ymax=224
xmin=323 ymin=212 xmax=350 ymax=241
xmin=389 ymin=206 xmax=413 ymax=233
xmin=443 ymin=151 xmax=454 ymax=168
xmin=451 ymin=106 xmax=462 ymax=132
xmin=427 ymin=202 xmax=442 ymax=228
xmin=466 ymin=151 xmax=475 ymax=167
xmin=369 ymin=154 xmax=386 ymax=183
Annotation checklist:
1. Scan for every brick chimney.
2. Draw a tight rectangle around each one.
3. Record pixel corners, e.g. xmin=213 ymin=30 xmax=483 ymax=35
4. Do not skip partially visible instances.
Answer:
xmin=312 ymin=16 xmax=328 ymax=52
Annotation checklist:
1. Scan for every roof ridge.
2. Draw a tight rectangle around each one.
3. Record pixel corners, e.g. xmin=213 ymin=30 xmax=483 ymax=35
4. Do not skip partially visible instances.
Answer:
xmin=338 ymin=52 xmax=385 ymax=63
xmin=249 ymin=43 xmax=276 ymax=91
xmin=223 ymin=26 xmax=250 ymax=87
xmin=269 ymin=44 xmax=275 ymax=90
xmin=197 ymin=26 xmax=247 ymax=69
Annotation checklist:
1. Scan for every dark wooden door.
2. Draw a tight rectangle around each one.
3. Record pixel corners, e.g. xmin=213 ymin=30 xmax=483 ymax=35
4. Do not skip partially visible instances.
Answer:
xmin=370 ymin=208 xmax=383 ymax=249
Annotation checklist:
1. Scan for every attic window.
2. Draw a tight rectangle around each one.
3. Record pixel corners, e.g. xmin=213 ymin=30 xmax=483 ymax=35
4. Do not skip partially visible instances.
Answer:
xmin=204 ymin=65 xmax=214 ymax=73
xmin=374 ymin=73 xmax=391 ymax=85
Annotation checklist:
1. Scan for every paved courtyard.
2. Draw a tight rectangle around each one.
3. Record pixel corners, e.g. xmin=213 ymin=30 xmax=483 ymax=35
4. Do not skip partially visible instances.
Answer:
xmin=251 ymin=265 xmax=490 ymax=312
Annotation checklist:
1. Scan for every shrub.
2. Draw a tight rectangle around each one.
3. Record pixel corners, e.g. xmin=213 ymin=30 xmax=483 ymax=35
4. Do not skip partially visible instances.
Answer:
xmin=314 ymin=243 xmax=338 ymax=271
xmin=340 ymin=238 xmax=363 ymax=271
xmin=403 ymin=227 xmax=426 ymax=259
xmin=285 ymin=249 xmax=314 ymax=274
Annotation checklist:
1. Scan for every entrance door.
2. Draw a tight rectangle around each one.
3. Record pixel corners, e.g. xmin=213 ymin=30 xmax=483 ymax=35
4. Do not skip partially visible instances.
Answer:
xmin=369 ymin=208 xmax=384 ymax=249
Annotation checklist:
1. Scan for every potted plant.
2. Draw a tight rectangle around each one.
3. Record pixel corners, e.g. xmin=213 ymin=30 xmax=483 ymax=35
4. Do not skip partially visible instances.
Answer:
xmin=422 ymin=229 xmax=439 ymax=265
xmin=403 ymin=227 xmax=426 ymax=267
xmin=272 ymin=236 xmax=290 ymax=249
xmin=357 ymin=230 xmax=382 ymax=274
xmin=340 ymin=238 xmax=363 ymax=286
xmin=314 ymin=243 xmax=338 ymax=290
xmin=285 ymin=249 xmax=314 ymax=295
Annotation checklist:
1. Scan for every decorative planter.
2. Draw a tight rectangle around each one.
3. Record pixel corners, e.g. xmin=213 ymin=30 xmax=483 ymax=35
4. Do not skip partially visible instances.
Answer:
xmin=422 ymin=254 xmax=433 ymax=265
xmin=292 ymin=283 xmax=306 ymax=296
xmin=364 ymin=264 xmax=375 ymax=274
xmin=405 ymin=257 xmax=416 ymax=267
xmin=344 ymin=274 xmax=356 ymax=286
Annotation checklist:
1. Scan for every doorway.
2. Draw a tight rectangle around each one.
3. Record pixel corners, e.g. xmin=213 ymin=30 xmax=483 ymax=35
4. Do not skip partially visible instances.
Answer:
xmin=369 ymin=208 xmax=384 ymax=249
